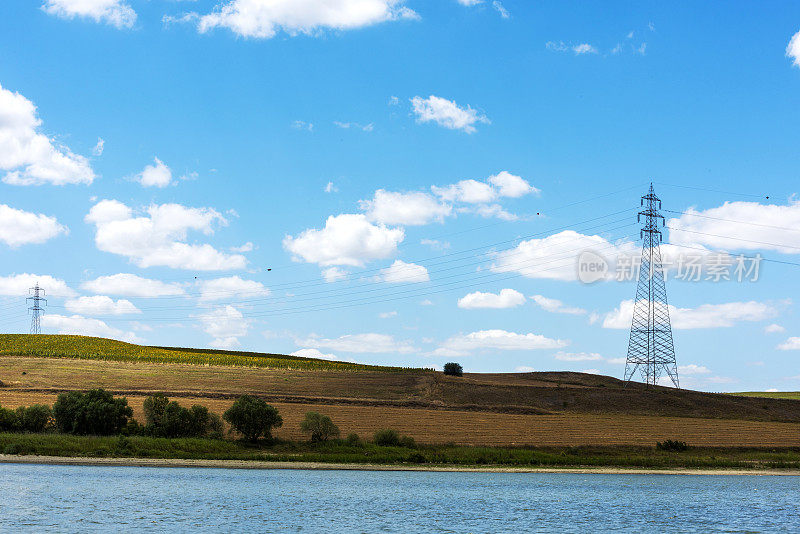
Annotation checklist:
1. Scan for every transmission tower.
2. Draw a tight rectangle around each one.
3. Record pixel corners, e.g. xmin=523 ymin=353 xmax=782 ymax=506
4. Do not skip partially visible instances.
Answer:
xmin=27 ymin=283 xmax=46 ymax=335
xmin=623 ymin=184 xmax=679 ymax=388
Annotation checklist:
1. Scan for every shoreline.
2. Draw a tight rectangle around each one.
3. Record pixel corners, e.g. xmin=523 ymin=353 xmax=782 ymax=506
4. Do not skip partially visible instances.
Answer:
xmin=1 ymin=455 xmax=799 ymax=476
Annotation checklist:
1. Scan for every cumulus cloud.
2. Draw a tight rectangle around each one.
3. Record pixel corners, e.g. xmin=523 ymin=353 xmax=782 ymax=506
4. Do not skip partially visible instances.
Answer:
xmin=42 ymin=314 xmax=141 ymax=343
xmin=299 ymin=332 xmax=415 ymax=354
xmin=322 ymin=267 xmax=348 ymax=283
xmin=0 ymin=273 xmax=76 ymax=297
xmin=678 ymin=364 xmax=712 ymax=375
xmin=765 ymin=323 xmax=786 ymax=334
xmin=0 ymin=83 xmax=95 ymax=186
xmin=492 ymin=230 xmax=636 ymax=282
xmin=432 ymin=172 xmax=536 ymax=204
xmin=198 ymin=276 xmax=269 ymax=301
xmin=602 ymin=300 xmax=777 ymax=330
xmin=65 ymin=295 xmax=140 ymax=316
xmin=410 ymin=95 xmax=489 ymax=133
xmin=195 ymin=0 xmax=417 ymax=39
xmin=777 ymin=337 xmax=800 ymax=351
xmin=530 ymin=294 xmax=586 ymax=315
xmin=199 ymin=305 xmax=250 ymax=348
xmin=458 ymin=288 xmax=525 ymax=309
xmin=290 ymin=348 xmax=339 ymax=361
xmin=667 ymin=200 xmax=800 ymax=254
xmin=379 ymin=260 xmax=429 ymax=283
xmin=42 ymin=0 xmax=136 ymax=29
xmin=135 ymin=157 xmax=173 ymax=188
xmin=81 ymin=273 xmax=185 ymax=297
xmin=554 ymin=351 xmax=602 ymax=362
xmin=360 ymin=189 xmax=451 ymax=226
xmin=85 ymin=200 xmax=246 ymax=270
xmin=0 ymin=204 xmax=68 ymax=247
xmin=787 ymin=29 xmax=800 ymax=67
xmin=434 ymin=329 xmax=568 ymax=356
xmin=284 ymin=213 xmax=404 ymax=267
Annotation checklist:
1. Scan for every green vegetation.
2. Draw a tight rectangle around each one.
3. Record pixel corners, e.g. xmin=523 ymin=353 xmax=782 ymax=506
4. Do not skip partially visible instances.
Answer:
xmin=0 ymin=334 xmax=423 ymax=372
xmin=732 ymin=391 xmax=800 ymax=401
xmin=142 ymin=394 xmax=223 ymax=439
xmin=54 ymin=389 xmax=133 ymax=435
xmin=656 ymin=440 xmax=690 ymax=452
xmin=223 ymin=395 xmax=283 ymax=442
xmin=300 ymin=412 xmax=340 ymax=442
xmin=373 ymin=429 xmax=415 ymax=448
xmin=0 ymin=432 xmax=799 ymax=470
xmin=443 ymin=362 xmax=463 ymax=377
xmin=0 ymin=404 xmax=53 ymax=433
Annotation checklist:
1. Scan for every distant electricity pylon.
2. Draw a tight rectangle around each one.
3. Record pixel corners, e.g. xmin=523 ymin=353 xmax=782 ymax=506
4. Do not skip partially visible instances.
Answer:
xmin=27 ymin=283 xmax=46 ymax=335
xmin=624 ymin=184 xmax=679 ymax=388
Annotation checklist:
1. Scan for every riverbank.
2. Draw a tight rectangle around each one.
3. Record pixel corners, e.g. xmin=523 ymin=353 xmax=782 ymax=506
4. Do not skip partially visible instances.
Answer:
xmin=2 ymin=432 xmax=800 ymax=471
xmin=2 ymin=455 xmax=800 ymax=475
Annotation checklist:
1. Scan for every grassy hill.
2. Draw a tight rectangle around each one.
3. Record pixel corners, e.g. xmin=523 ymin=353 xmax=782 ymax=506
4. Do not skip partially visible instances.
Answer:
xmin=731 ymin=391 xmax=800 ymax=401
xmin=0 ymin=334 xmax=420 ymax=372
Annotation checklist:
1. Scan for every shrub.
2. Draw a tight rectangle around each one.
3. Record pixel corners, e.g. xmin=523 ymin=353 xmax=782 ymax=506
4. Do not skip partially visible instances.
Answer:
xmin=53 ymin=389 xmax=133 ymax=435
xmin=143 ymin=394 xmax=222 ymax=438
xmin=345 ymin=433 xmax=362 ymax=446
xmin=223 ymin=395 xmax=282 ymax=442
xmin=300 ymin=412 xmax=340 ymax=442
xmin=15 ymin=405 xmax=52 ymax=433
xmin=0 ymin=405 xmax=17 ymax=432
xmin=656 ymin=440 xmax=689 ymax=452
xmin=399 ymin=435 xmax=416 ymax=448
xmin=373 ymin=429 xmax=401 ymax=446
xmin=443 ymin=362 xmax=463 ymax=377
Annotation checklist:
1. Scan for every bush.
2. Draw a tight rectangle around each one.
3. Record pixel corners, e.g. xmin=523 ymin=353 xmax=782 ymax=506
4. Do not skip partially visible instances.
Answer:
xmin=656 ymin=440 xmax=689 ymax=452
xmin=143 ymin=394 xmax=222 ymax=438
xmin=443 ymin=362 xmax=463 ymax=377
xmin=0 ymin=405 xmax=17 ymax=432
xmin=223 ymin=395 xmax=282 ymax=442
xmin=399 ymin=435 xmax=416 ymax=448
xmin=15 ymin=405 xmax=52 ymax=433
xmin=345 ymin=433 xmax=362 ymax=446
xmin=300 ymin=412 xmax=340 ymax=442
xmin=53 ymin=389 xmax=133 ymax=435
xmin=373 ymin=429 xmax=401 ymax=446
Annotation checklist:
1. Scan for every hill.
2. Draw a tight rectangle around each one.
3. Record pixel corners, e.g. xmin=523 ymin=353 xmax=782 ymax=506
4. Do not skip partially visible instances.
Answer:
xmin=1 ymin=334 xmax=799 ymax=447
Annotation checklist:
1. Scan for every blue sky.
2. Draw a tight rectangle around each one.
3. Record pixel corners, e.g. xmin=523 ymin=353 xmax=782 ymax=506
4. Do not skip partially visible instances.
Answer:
xmin=1 ymin=0 xmax=800 ymax=391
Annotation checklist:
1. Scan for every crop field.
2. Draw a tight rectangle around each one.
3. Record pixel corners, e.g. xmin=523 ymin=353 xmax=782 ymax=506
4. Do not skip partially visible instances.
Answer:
xmin=732 ymin=392 xmax=800 ymax=401
xmin=0 ymin=334 xmax=420 ymax=373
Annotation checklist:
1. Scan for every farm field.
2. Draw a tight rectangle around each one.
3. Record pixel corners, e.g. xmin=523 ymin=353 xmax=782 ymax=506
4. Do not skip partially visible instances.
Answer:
xmin=2 ymin=335 xmax=800 ymax=448
xmin=732 ymin=392 xmax=800 ymax=401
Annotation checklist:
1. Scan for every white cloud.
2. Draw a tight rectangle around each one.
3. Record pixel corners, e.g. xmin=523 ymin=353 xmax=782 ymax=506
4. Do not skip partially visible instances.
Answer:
xmin=467 ymin=203 xmax=517 ymax=221
xmin=42 ymin=0 xmax=136 ymax=29
xmin=230 ymin=242 xmax=254 ymax=253
xmin=291 ymin=120 xmax=313 ymax=131
xmin=196 ymin=0 xmax=417 ymax=39
xmin=290 ymin=348 xmax=339 ymax=361
xmin=458 ymin=288 xmax=525 ymax=309
xmin=435 ymin=329 xmax=568 ymax=356
xmin=198 ymin=276 xmax=269 ymax=301
xmin=546 ymin=41 xmax=568 ymax=52
xmin=788 ymin=29 xmax=800 ymax=67
xmin=300 ymin=332 xmax=415 ymax=353
xmin=420 ymin=299 xmax=434 ymax=306
xmin=410 ymin=95 xmax=489 ymax=134
xmin=284 ymin=213 xmax=404 ymax=267
xmin=572 ymin=43 xmax=598 ymax=55
xmin=0 ymin=273 xmax=76 ymax=297
xmin=65 ymin=295 xmax=140 ymax=316
xmin=0 ymin=83 xmax=95 ymax=186
xmin=42 ymin=314 xmax=141 ymax=343
xmin=135 ymin=157 xmax=173 ymax=188
xmin=334 ymin=121 xmax=373 ymax=131
xmin=487 ymin=171 xmax=538 ymax=198
xmin=420 ymin=239 xmax=450 ymax=250
xmin=325 ymin=181 xmax=338 ymax=193
xmin=515 ymin=366 xmax=535 ymax=372
xmin=531 ymin=294 xmax=586 ymax=315
xmin=777 ymin=337 xmax=800 ymax=351
xmin=92 ymin=138 xmax=105 ymax=156
xmin=602 ymin=300 xmax=777 ymax=330
xmin=0 ymin=204 xmax=68 ymax=247
xmin=554 ymin=351 xmax=602 ymax=362
xmin=360 ymin=189 xmax=451 ymax=226
xmin=432 ymin=172 xmax=536 ymax=205
xmin=85 ymin=200 xmax=246 ymax=270
xmin=81 ymin=273 xmax=185 ymax=297
xmin=322 ymin=267 xmax=348 ymax=283
xmin=491 ymin=230 xmax=636 ymax=282
xmin=678 ymin=364 xmax=711 ymax=375
xmin=456 ymin=0 xmax=482 ymax=5
xmin=492 ymin=1 xmax=509 ymax=18
xmin=667 ymin=200 xmax=800 ymax=254
xmin=379 ymin=260 xmax=429 ymax=283
xmin=765 ymin=323 xmax=786 ymax=334
xmin=199 ymin=305 xmax=250 ymax=348
xmin=378 ymin=311 xmax=398 ymax=319
xmin=606 ymin=357 xmax=626 ymax=365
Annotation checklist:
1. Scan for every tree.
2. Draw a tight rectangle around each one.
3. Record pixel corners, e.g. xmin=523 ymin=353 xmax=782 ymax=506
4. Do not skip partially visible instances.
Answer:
xmin=143 ymin=394 xmax=221 ymax=438
xmin=300 ymin=412 xmax=340 ymax=442
xmin=443 ymin=362 xmax=463 ymax=376
xmin=53 ymin=389 xmax=133 ymax=435
xmin=223 ymin=395 xmax=282 ymax=442
xmin=16 ymin=405 xmax=52 ymax=433
xmin=0 ymin=405 xmax=18 ymax=432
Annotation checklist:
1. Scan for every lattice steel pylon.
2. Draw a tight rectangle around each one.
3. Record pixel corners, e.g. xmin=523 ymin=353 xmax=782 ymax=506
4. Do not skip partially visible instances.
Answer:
xmin=27 ymin=283 xmax=46 ymax=335
xmin=623 ymin=184 xmax=679 ymax=388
